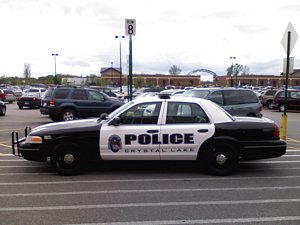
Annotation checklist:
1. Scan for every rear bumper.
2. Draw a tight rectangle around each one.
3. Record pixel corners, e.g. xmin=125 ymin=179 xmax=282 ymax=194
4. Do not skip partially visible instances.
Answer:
xmin=239 ymin=140 xmax=286 ymax=160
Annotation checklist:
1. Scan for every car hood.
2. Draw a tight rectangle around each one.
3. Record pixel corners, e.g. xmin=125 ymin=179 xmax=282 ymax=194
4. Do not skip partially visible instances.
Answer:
xmin=30 ymin=118 xmax=101 ymax=136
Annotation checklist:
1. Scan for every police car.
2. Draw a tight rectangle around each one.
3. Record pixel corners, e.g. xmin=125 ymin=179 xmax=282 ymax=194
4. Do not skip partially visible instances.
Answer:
xmin=12 ymin=94 xmax=286 ymax=176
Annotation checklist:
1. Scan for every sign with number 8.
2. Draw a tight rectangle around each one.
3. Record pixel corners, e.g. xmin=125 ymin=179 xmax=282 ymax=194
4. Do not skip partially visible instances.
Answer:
xmin=125 ymin=19 xmax=136 ymax=36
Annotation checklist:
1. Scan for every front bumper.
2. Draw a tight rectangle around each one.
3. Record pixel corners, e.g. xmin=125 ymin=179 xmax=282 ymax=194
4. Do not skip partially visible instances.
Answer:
xmin=12 ymin=128 xmax=47 ymax=162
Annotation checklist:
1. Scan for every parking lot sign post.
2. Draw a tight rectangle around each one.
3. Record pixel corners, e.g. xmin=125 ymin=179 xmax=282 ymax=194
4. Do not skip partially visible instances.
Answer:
xmin=280 ymin=22 xmax=298 ymax=140
xmin=125 ymin=19 xmax=136 ymax=101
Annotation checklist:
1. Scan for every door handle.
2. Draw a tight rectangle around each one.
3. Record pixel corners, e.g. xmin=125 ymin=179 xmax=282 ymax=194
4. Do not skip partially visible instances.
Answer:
xmin=197 ymin=129 xmax=208 ymax=133
xmin=147 ymin=130 xmax=159 ymax=133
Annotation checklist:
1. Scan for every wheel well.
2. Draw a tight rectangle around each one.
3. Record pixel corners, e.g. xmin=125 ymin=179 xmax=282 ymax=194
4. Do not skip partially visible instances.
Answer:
xmin=197 ymin=138 xmax=240 ymax=160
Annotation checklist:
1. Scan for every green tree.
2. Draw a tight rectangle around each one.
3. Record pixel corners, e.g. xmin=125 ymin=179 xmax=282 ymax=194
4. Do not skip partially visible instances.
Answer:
xmin=226 ymin=63 xmax=249 ymax=76
xmin=168 ymin=65 xmax=182 ymax=75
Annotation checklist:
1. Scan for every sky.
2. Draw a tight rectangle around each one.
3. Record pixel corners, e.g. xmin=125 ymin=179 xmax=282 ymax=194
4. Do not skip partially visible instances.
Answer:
xmin=1 ymin=0 xmax=300 ymax=81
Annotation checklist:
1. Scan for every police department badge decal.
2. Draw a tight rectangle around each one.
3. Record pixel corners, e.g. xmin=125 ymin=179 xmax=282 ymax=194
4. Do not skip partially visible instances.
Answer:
xmin=108 ymin=135 xmax=122 ymax=152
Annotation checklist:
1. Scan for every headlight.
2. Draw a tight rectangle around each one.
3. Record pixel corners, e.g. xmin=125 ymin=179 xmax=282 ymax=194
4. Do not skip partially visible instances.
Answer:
xmin=25 ymin=136 xmax=43 ymax=144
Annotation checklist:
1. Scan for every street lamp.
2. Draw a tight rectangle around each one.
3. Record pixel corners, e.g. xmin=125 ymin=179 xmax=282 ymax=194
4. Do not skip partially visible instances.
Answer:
xmin=115 ymin=35 xmax=125 ymax=93
xmin=51 ymin=53 xmax=59 ymax=84
xmin=229 ymin=56 xmax=236 ymax=87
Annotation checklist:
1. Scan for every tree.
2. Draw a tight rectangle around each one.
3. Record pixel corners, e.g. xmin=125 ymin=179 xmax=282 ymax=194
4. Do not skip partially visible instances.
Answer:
xmin=226 ymin=63 xmax=247 ymax=76
xmin=168 ymin=65 xmax=182 ymax=75
xmin=23 ymin=63 xmax=31 ymax=79
xmin=241 ymin=65 xmax=250 ymax=75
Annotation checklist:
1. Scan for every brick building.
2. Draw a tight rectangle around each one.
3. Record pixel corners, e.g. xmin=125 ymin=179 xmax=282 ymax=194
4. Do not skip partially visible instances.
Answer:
xmin=100 ymin=67 xmax=201 ymax=88
xmin=215 ymin=69 xmax=300 ymax=88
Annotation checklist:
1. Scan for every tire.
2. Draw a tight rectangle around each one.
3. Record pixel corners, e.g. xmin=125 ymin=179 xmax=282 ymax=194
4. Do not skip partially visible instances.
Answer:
xmin=201 ymin=142 xmax=238 ymax=176
xmin=279 ymin=104 xmax=285 ymax=112
xmin=267 ymin=101 xmax=273 ymax=109
xmin=51 ymin=143 xmax=83 ymax=175
xmin=60 ymin=109 xmax=76 ymax=121
xmin=18 ymin=105 xmax=23 ymax=109
xmin=0 ymin=107 xmax=6 ymax=116
xmin=49 ymin=114 xmax=60 ymax=122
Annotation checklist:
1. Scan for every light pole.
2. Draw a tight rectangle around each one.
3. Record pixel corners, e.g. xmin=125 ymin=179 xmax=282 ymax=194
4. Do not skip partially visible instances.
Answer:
xmin=229 ymin=56 xmax=236 ymax=87
xmin=52 ymin=53 xmax=59 ymax=84
xmin=115 ymin=35 xmax=125 ymax=93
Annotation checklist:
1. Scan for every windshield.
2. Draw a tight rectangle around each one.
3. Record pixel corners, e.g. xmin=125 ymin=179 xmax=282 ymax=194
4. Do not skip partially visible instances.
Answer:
xmin=107 ymin=101 xmax=134 ymax=118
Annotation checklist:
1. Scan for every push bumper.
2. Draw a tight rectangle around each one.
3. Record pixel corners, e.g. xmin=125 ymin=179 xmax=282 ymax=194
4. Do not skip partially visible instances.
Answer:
xmin=12 ymin=128 xmax=47 ymax=162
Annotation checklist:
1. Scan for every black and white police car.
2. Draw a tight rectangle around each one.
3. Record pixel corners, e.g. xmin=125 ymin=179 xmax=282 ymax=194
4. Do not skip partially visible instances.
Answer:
xmin=12 ymin=94 xmax=286 ymax=176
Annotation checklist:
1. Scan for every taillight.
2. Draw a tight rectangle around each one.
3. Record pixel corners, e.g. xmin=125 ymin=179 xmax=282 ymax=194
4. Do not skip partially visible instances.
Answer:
xmin=274 ymin=124 xmax=280 ymax=139
xmin=50 ymin=99 xmax=55 ymax=106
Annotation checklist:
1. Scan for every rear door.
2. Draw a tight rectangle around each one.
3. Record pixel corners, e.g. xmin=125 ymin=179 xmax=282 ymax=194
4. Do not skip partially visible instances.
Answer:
xmin=159 ymin=101 xmax=215 ymax=160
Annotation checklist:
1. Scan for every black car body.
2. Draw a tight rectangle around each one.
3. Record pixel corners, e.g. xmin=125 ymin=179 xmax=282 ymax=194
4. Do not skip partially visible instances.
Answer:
xmin=17 ymin=92 xmax=42 ymax=109
xmin=13 ymin=95 xmax=286 ymax=176
xmin=40 ymin=86 xmax=124 ymax=121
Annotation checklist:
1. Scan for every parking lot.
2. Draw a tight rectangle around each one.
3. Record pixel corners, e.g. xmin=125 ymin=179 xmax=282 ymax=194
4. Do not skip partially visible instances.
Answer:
xmin=0 ymin=102 xmax=299 ymax=224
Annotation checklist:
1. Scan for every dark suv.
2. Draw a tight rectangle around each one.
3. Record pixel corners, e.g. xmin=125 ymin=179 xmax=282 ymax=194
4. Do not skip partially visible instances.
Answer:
xmin=40 ymin=87 xmax=124 ymax=121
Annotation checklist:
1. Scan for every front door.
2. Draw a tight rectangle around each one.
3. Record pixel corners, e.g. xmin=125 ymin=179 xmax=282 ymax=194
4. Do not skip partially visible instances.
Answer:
xmin=99 ymin=102 xmax=162 ymax=160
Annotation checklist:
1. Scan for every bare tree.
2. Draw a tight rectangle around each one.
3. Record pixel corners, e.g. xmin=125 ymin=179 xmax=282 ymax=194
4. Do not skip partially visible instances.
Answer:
xmin=168 ymin=65 xmax=182 ymax=75
xmin=23 ymin=63 xmax=31 ymax=79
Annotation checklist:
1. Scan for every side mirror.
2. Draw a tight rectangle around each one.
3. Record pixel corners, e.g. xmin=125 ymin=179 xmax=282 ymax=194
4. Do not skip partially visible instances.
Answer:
xmin=109 ymin=117 xmax=121 ymax=126
xmin=100 ymin=113 xmax=108 ymax=120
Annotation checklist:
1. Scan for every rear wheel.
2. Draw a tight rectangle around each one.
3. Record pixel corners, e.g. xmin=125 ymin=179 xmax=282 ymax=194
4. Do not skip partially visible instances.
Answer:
xmin=279 ymin=104 xmax=285 ymax=112
xmin=51 ymin=143 xmax=83 ymax=175
xmin=49 ymin=114 xmax=60 ymax=122
xmin=201 ymin=142 xmax=238 ymax=176
xmin=60 ymin=109 xmax=76 ymax=121
xmin=0 ymin=107 xmax=6 ymax=116
xmin=267 ymin=101 xmax=273 ymax=109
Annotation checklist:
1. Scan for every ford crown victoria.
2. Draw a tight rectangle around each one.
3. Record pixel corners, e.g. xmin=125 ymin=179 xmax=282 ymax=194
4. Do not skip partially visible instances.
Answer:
xmin=12 ymin=94 xmax=286 ymax=176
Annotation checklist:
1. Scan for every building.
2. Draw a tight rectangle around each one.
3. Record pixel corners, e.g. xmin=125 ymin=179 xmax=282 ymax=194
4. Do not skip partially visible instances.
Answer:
xmin=215 ymin=70 xmax=300 ymax=88
xmin=100 ymin=67 xmax=201 ymax=88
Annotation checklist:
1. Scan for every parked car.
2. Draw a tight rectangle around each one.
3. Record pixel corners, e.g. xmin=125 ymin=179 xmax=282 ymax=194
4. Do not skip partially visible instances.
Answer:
xmin=40 ymin=86 xmax=124 ymax=121
xmin=0 ymin=101 xmax=6 ymax=116
xmin=183 ymin=88 xmax=262 ymax=117
xmin=272 ymin=89 xmax=300 ymax=112
xmin=0 ymin=89 xmax=6 ymax=101
xmin=17 ymin=92 xmax=42 ymax=109
xmin=260 ymin=89 xmax=278 ymax=109
xmin=12 ymin=94 xmax=286 ymax=176
xmin=3 ymin=89 xmax=17 ymax=103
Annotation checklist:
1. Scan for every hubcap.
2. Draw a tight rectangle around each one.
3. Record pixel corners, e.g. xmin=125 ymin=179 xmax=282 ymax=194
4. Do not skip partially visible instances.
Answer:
xmin=63 ymin=154 xmax=75 ymax=165
xmin=216 ymin=154 xmax=226 ymax=165
xmin=64 ymin=112 xmax=74 ymax=120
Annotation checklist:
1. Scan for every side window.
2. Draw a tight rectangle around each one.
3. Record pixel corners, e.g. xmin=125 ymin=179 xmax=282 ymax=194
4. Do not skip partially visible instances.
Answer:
xmin=166 ymin=102 xmax=209 ymax=124
xmin=119 ymin=102 xmax=161 ymax=125
xmin=71 ymin=89 xmax=88 ymax=100
xmin=88 ymin=90 xmax=105 ymax=101
xmin=223 ymin=90 xmax=258 ymax=105
xmin=53 ymin=89 xmax=70 ymax=99
xmin=208 ymin=91 xmax=224 ymax=105
xmin=291 ymin=91 xmax=300 ymax=99
xmin=223 ymin=90 xmax=241 ymax=105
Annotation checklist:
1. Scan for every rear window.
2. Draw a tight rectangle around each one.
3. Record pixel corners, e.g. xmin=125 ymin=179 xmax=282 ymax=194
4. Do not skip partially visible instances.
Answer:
xmin=223 ymin=90 xmax=258 ymax=105
xmin=53 ymin=89 xmax=70 ymax=99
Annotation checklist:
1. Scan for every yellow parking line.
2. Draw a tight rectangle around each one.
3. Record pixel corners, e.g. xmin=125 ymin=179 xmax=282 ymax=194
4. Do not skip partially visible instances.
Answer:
xmin=0 ymin=143 xmax=11 ymax=148
xmin=287 ymin=138 xmax=300 ymax=143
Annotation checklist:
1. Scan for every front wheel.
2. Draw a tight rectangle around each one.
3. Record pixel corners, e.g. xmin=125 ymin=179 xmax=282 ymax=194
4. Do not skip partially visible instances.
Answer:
xmin=51 ymin=143 xmax=83 ymax=175
xmin=201 ymin=142 xmax=238 ymax=176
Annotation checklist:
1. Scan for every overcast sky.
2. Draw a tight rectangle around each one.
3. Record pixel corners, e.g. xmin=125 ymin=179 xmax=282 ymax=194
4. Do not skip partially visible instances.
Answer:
xmin=1 ymin=0 xmax=300 ymax=80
